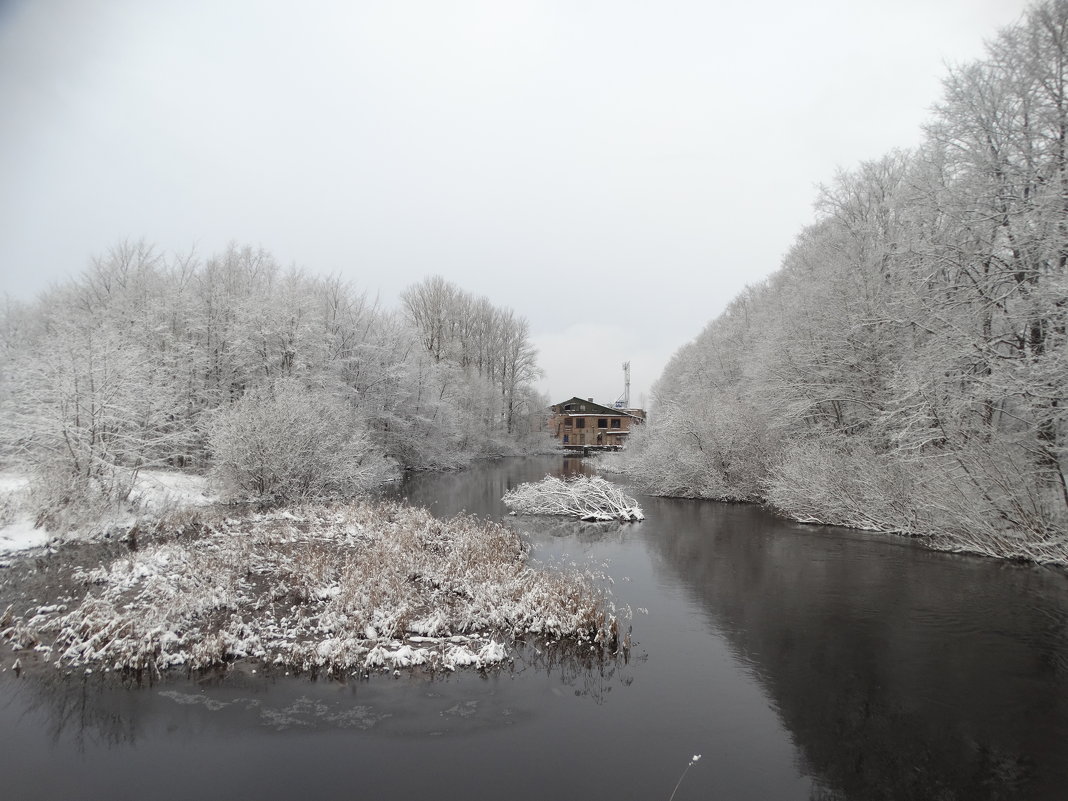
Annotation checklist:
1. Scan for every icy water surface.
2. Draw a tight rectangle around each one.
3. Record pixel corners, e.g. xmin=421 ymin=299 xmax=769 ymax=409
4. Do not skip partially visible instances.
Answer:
xmin=3 ymin=455 xmax=1068 ymax=800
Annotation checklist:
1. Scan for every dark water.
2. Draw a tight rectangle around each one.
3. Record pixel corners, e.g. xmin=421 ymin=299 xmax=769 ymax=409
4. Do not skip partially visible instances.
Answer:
xmin=3 ymin=456 xmax=1068 ymax=800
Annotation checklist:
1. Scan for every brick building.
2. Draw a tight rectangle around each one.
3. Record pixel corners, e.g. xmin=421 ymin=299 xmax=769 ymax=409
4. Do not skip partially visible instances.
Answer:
xmin=548 ymin=396 xmax=646 ymax=450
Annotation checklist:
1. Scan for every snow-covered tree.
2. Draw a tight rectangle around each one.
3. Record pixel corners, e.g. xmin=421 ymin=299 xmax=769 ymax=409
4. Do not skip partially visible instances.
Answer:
xmin=207 ymin=379 xmax=394 ymax=502
xmin=0 ymin=245 xmax=548 ymax=523
xmin=624 ymin=1 xmax=1068 ymax=562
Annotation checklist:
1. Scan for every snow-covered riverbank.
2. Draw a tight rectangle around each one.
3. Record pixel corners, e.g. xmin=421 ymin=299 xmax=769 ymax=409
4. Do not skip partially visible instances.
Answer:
xmin=1 ymin=498 xmax=625 ymax=677
xmin=0 ymin=470 xmax=215 ymax=560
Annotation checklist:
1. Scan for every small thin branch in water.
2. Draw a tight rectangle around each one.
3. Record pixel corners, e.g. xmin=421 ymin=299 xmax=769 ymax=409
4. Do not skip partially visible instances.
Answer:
xmin=668 ymin=754 xmax=701 ymax=801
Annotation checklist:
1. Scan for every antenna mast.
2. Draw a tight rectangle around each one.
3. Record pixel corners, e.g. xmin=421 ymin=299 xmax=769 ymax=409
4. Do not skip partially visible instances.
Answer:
xmin=622 ymin=361 xmax=631 ymax=409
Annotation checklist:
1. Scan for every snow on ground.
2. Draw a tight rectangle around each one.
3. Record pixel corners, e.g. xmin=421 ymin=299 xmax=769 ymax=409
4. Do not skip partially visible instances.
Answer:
xmin=0 ymin=515 xmax=49 ymax=556
xmin=0 ymin=474 xmax=29 ymax=494
xmin=132 ymin=470 xmax=215 ymax=511
xmin=0 ymin=470 xmax=215 ymax=558
xmin=0 ymin=473 xmax=42 ymax=557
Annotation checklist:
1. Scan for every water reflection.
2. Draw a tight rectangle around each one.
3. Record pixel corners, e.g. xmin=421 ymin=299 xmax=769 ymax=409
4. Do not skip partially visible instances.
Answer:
xmin=640 ymin=496 xmax=1068 ymax=800
xmin=508 ymin=514 xmax=627 ymax=543
xmin=386 ymin=454 xmax=596 ymax=519
xmin=2 ymin=670 xmax=141 ymax=752
xmin=0 ymin=637 xmax=634 ymax=749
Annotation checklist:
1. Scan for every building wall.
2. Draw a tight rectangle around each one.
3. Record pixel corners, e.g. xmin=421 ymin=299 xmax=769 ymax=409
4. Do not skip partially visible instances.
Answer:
xmin=547 ymin=408 xmax=642 ymax=448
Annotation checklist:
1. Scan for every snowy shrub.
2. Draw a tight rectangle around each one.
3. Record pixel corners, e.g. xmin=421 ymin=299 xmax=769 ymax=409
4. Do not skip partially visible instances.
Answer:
xmin=900 ymin=441 xmax=1068 ymax=564
xmin=0 ymin=492 xmax=17 ymax=529
xmin=623 ymin=400 xmax=770 ymax=502
xmin=208 ymin=380 xmax=396 ymax=503
xmin=763 ymin=436 xmax=1068 ymax=564
xmin=764 ymin=438 xmax=919 ymax=534
xmin=28 ymin=458 xmax=140 ymax=532
xmin=503 ymin=475 xmax=644 ymax=521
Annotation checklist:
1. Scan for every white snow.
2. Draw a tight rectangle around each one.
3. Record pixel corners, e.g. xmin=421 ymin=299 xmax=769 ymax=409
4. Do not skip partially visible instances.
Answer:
xmin=131 ymin=470 xmax=215 ymax=511
xmin=0 ymin=474 xmax=29 ymax=494
xmin=503 ymin=475 xmax=645 ymax=522
xmin=0 ymin=515 xmax=49 ymax=556
xmin=0 ymin=473 xmax=45 ymax=556
xmin=0 ymin=469 xmax=215 ymax=558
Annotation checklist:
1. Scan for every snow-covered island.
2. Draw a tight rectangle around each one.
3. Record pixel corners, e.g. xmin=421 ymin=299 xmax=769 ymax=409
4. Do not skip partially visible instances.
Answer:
xmin=0 ymin=487 xmax=626 ymax=678
xmin=503 ymin=475 xmax=644 ymax=522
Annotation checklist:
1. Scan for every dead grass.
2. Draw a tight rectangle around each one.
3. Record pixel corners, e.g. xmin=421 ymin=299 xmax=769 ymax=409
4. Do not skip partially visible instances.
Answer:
xmin=2 ymin=501 xmax=626 ymax=678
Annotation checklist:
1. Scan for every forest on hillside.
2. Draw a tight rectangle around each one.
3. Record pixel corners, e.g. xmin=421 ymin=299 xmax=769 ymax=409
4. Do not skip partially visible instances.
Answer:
xmin=624 ymin=0 xmax=1068 ymax=564
xmin=0 ymin=246 xmax=546 ymax=526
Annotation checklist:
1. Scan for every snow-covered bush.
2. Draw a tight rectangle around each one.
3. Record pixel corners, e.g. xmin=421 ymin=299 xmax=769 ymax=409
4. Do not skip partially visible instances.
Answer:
xmin=27 ymin=458 xmax=140 ymax=532
xmin=763 ymin=438 xmax=919 ymax=534
xmin=0 ymin=483 xmax=21 ymax=529
xmin=503 ymin=475 xmax=644 ymax=521
xmin=208 ymin=380 xmax=395 ymax=503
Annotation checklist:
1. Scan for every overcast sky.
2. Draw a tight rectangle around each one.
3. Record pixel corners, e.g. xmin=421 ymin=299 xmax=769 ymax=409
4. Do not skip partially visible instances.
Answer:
xmin=0 ymin=0 xmax=1032 ymax=406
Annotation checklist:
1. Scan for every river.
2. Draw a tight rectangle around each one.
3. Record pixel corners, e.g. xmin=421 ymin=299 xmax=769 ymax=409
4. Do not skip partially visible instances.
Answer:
xmin=2 ymin=455 xmax=1067 ymax=800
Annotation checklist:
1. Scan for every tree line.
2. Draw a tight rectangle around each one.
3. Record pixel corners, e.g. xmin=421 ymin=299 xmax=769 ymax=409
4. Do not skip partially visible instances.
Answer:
xmin=624 ymin=0 xmax=1068 ymax=563
xmin=0 ymin=244 xmax=546 ymax=522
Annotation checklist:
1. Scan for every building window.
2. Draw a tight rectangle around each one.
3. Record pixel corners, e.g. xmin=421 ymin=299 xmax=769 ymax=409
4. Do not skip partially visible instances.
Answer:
xmin=576 ymin=418 xmax=585 ymax=429
xmin=597 ymin=418 xmax=608 ymax=428
xmin=564 ymin=418 xmax=572 ymax=427
xmin=611 ymin=419 xmax=621 ymax=429
xmin=563 ymin=434 xmax=569 ymax=444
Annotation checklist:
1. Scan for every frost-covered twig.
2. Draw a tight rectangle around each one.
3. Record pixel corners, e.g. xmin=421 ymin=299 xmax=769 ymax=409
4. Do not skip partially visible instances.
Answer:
xmin=668 ymin=754 xmax=701 ymax=801
xmin=503 ymin=475 xmax=644 ymax=522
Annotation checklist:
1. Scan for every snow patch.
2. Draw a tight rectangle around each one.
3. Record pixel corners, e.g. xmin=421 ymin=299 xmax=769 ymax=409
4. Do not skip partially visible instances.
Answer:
xmin=0 ymin=515 xmax=48 ymax=555
xmin=0 ymin=469 xmax=216 ymax=557
xmin=132 ymin=470 xmax=215 ymax=511
xmin=0 ymin=474 xmax=30 ymax=494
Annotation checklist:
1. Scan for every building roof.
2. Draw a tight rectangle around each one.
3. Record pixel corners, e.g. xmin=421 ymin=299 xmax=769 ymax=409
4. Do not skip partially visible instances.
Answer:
xmin=551 ymin=396 xmax=643 ymax=420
